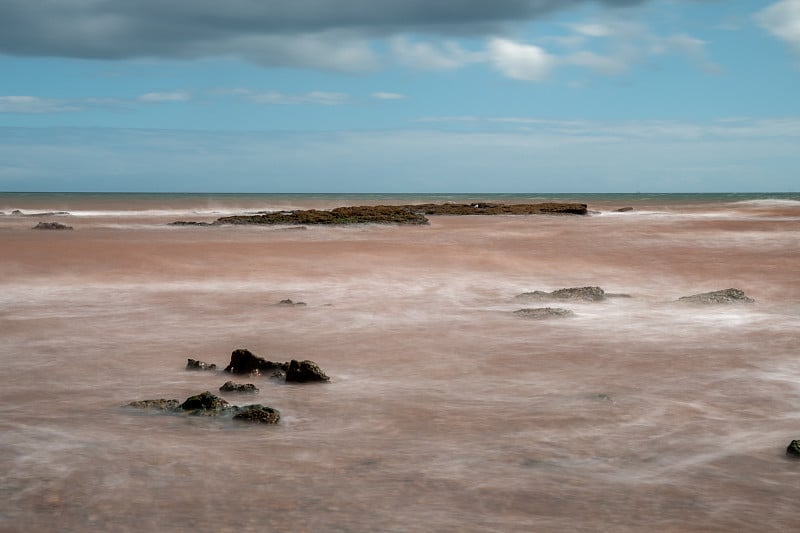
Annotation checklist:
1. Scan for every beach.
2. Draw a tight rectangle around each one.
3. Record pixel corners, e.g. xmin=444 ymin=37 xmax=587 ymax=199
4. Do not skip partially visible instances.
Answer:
xmin=1 ymin=193 xmax=799 ymax=532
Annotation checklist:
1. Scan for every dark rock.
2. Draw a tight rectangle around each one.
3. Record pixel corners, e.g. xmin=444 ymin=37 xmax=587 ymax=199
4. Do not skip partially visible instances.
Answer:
xmin=270 ymin=370 xmax=286 ymax=380
xmin=179 ymin=391 xmax=230 ymax=412
xmin=186 ymin=358 xmax=216 ymax=371
xmin=412 ymin=202 xmax=588 ymax=216
xmin=605 ymin=293 xmax=632 ymax=299
xmin=277 ymin=299 xmax=307 ymax=306
xmin=787 ymin=440 xmax=800 ymax=457
xmin=224 ymin=348 xmax=288 ymax=375
xmin=516 ymin=286 xmax=606 ymax=302
xmin=285 ymin=359 xmax=329 ymax=383
xmin=677 ymin=288 xmax=754 ymax=305
xmin=32 ymin=221 xmax=73 ymax=230
xmin=127 ymin=399 xmax=181 ymax=410
xmin=614 ymin=207 xmax=634 ymax=212
xmin=219 ymin=381 xmax=259 ymax=393
xmin=232 ymin=404 xmax=281 ymax=424
xmin=168 ymin=221 xmax=213 ymax=226
xmin=513 ymin=307 xmax=574 ymax=319
xmin=11 ymin=210 xmax=23 ymax=215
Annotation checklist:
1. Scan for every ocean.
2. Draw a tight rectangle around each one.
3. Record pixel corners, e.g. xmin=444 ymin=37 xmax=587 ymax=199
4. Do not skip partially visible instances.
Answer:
xmin=1 ymin=192 xmax=799 ymax=532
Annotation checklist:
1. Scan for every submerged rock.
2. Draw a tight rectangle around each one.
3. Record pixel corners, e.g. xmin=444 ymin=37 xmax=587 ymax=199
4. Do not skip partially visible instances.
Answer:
xmin=186 ymin=358 xmax=217 ymax=371
xmin=677 ymin=288 xmax=754 ymax=305
xmin=277 ymin=299 xmax=307 ymax=306
xmin=787 ymin=440 xmax=800 ymax=457
xmin=516 ymin=286 xmax=606 ymax=302
xmin=180 ymin=391 xmax=230 ymax=412
xmin=127 ymin=399 xmax=181 ymax=411
xmin=219 ymin=381 xmax=259 ymax=393
xmin=232 ymin=405 xmax=281 ymax=424
xmin=614 ymin=207 xmax=634 ymax=212
xmin=224 ymin=348 xmax=287 ymax=375
xmin=32 ymin=221 xmax=73 ymax=230
xmin=285 ymin=359 xmax=329 ymax=383
xmin=513 ymin=307 xmax=574 ymax=319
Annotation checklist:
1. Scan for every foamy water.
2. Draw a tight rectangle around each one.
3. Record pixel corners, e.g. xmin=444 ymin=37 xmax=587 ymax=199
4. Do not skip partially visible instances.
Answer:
xmin=1 ymin=193 xmax=799 ymax=531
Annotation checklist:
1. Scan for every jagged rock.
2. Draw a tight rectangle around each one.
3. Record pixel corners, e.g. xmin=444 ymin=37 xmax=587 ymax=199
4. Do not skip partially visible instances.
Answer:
xmin=224 ymin=348 xmax=288 ymax=375
xmin=186 ymin=358 xmax=216 ymax=371
xmin=127 ymin=399 xmax=181 ymax=410
xmin=179 ymin=391 xmax=230 ymax=412
xmin=677 ymin=288 xmax=754 ymax=305
xmin=232 ymin=405 xmax=281 ymax=424
xmin=219 ymin=381 xmax=259 ymax=393
xmin=787 ymin=440 xmax=800 ymax=457
xmin=516 ymin=286 xmax=606 ymax=302
xmin=277 ymin=299 xmax=307 ymax=306
xmin=32 ymin=221 xmax=73 ymax=230
xmin=513 ymin=307 xmax=574 ymax=319
xmin=285 ymin=359 xmax=329 ymax=383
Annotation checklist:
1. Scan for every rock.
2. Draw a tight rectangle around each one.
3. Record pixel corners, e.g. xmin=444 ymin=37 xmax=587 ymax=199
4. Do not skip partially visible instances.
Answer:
xmin=513 ymin=307 xmax=574 ymax=319
xmin=614 ymin=207 xmax=634 ymax=212
xmin=224 ymin=348 xmax=288 ymax=375
xmin=168 ymin=221 xmax=213 ymax=226
xmin=516 ymin=286 xmax=606 ymax=302
xmin=219 ymin=381 xmax=259 ymax=393
xmin=677 ymin=288 xmax=754 ymax=305
xmin=127 ymin=399 xmax=181 ymax=410
xmin=179 ymin=391 xmax=230 ymax=412
xmin=186 ymin=358 xmax=217 ymax=371
xmin=32 ymin=221 xmax=73 ymax=230
xmin=232 ymin=405 xmax=281 ymax=424
xmin=11 ymin=210 xmax=23 ymax=215
xmin=787 ymin=440 xmax=800 ymax=457
xmin=285 ymin=359 xmax=330 ymax=383
xmin=277 ymin=299 xmax=307 ymax=306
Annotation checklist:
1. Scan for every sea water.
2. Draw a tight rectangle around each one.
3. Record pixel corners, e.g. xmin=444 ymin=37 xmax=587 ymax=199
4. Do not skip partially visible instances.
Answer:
xmin=1 ymin=193 xmax=799 ymax=531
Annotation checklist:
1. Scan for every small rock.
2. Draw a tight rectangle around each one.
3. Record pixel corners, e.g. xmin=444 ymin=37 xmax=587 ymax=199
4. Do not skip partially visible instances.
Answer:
xmin=186 ymin=358 xmax=217 ymax=371
xmin=285 ymin=359 xmax=329 ymax=383
xmin=32 ymin=221 xmax=73 ymax=230
xmin=219 ymin=381 xmax=259 ymax=393
xmin=168 ymin=221 xmax=212 ymax=226
xmin=180 ymin=391 xmax=230 ymax=412
xmin=232 ymin=405 xmax=281 ymax=424
xmin=127 ymin=399 xmax=181 ymax=410
xmin=787 ymin=440 xmax=800 ymax=457
xmin=277 ymin=299 xmax=307 ymax=306
xmin=11 ymin=210 xmax=23 ymax=215
xmin=224 ymin=348 xmax=287 ymax=375
xmin=677 ymin=288 xmax=754 ymax=305
xmin=614 ymin=207 xmax=634 ymax=212
xmin=513 ymin=307 xmax=574 ymax=319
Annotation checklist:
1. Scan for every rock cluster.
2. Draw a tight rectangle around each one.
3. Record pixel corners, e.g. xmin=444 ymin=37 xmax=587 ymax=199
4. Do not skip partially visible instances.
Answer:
xmin=516 ymin=286 xmax=606 ymax=302
xmin=223 ymin=348 xmax=288 ymax=375
xmin=219 ymin=381 xmax=259 ymax=393
xmin=513 ymin=307 xmax=574 ymax=319
xmin=128 ymin=392 xmax=280 ymax=424
xmin=186 ymin=358 xmax=216 ymax=370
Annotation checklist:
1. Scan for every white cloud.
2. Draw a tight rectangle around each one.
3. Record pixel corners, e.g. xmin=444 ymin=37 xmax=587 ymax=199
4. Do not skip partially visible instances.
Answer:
xmin=391 ymin=37 xmax=483 ymax=70
xmin=757 ymin=0 xmax=800 ymax=53
xmin=569 ymin=23 xmax=614 ymax=38
xmin=371 ymin=92 xmax=407 ymax=100
xmin=138 ymin=91 xmax=191 ymax=103
xmin=0 ymin=96 xmax=80 ymax=113
xmin=226 ymin=89 xmax=349 ymax=105
xmin=487 ymin=38 xmax=555 ymax=81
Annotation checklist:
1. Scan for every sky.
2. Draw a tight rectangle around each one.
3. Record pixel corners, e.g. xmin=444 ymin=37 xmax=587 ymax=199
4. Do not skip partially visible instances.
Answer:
xmin=0 ymin=0 xmax=799 ymax=193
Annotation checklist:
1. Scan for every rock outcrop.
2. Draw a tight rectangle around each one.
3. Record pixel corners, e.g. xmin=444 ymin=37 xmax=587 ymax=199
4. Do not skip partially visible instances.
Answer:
xmin=677 ymin=288 xmax=754 ymax=304
xmin=224 ymin=348 xmax=288 ymax=375
xmin=513 ymin=307 xmax=574 ymax=319
xmin=127 ymin=393 xmax=280 ymax=424
xmin=127 ymin=399 xmax=181 ymax=410
xmin=286 ymin=359 xmax=330 ymax=383
xmin=179 ymin=391 xmax=230 ymax=413
xmin=232 ymin=405 xmax=281 ymax=424
xmin=787 ymin=440 xmax=800 ymax=457
xmin=516 ymin=286 xmax=606 ymax=302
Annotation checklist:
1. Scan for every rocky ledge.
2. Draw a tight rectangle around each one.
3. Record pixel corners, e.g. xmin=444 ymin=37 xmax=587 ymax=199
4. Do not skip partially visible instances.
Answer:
xmin=170 ymin=202 xmax=588 ymax=226
xmin=516 ymin=286 xmax=607 ymax=302
xmin=513 ymin=307 xmax=574 ymax=319
xmin=223 ymin=348 xmax=329 ymax=382
xmin=677 ymin=288 xmax=754 ymax=304
xmin=32 ymin=221 xmax=73 ymax=230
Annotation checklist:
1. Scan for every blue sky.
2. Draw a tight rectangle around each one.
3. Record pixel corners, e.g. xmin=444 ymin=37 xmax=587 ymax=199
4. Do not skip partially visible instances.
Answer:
xmin=0 ymin=0 xmax=798 ymax=192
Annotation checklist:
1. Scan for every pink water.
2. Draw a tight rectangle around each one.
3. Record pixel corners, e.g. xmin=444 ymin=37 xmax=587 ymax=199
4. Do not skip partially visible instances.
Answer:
xmin=1 ymin=195 xmax=799 ymax=531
